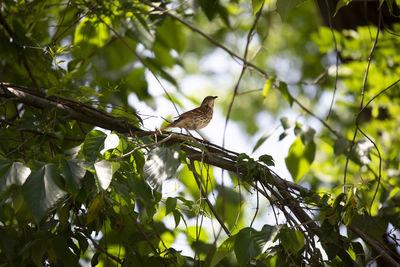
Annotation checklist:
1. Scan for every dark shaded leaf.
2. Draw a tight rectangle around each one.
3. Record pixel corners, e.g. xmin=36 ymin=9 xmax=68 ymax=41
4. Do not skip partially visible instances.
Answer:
xmin=82 ymin=130 xmax=107 ymax=161
xmin=276 ymin=0 xmax=306 ymax=21
xmin=22 ymin=164 xmax=66 ymax=221
xmin=279 ymin=226 xmax=305 ymax=254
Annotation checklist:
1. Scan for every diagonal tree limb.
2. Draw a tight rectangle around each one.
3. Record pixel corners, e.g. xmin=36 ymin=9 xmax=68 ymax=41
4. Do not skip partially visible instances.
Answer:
xmin=1 ymin=81 xmax=399 ymax=265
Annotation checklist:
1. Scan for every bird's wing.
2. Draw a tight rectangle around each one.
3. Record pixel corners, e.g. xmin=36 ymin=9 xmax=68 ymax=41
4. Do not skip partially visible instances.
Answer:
xmin=176 ymin=107 xmax=203 ymax=118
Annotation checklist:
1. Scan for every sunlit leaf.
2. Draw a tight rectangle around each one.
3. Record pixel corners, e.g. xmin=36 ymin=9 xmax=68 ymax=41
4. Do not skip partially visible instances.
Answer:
xmin=0 ymin=158 xmax=31 ymax=194
xmin=252 ymin=0 xmax=264 ymax=15
xmin=334 ymin=0 xmax=352 ymax=16
xmin=74 ymin=16 xmax=110 ymax=48
xmin=144 ymin=147 xmax=180 ymax=191
xmin=94 ymin=160 xmax=119 ymax=190
xmin=285 ymin=138 xmax=315 ymax=182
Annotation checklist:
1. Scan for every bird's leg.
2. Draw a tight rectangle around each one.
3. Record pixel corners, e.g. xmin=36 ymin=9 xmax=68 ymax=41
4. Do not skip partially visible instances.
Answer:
xmin=195 ymin=130 xmax=210 ymax=142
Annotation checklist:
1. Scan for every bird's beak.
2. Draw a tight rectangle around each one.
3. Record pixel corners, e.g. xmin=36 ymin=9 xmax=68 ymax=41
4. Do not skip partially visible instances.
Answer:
xmin=212 ymin=96 xmax=217 ymax=99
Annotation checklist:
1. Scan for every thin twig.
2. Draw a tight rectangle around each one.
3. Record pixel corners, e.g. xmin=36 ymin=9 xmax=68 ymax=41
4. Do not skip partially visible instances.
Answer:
xmin=323 ymin=0 xmax=339 ymax=119
xmin=343 ymin=12 xmax=381 ymax=190
xmin=189 ymin=160 xmax=231 ymax=237
xmin=112 ymin=133 xmax=175 ymax=160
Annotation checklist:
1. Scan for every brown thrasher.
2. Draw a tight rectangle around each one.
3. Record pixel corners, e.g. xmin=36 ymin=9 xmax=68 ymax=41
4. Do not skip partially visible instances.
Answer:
xmin=160 ymin=96 xmax=217 ymax=131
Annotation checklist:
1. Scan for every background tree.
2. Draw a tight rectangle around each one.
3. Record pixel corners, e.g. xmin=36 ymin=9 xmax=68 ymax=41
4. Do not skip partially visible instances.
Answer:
xmin=1 ymin=0 xmax=400 ymax=266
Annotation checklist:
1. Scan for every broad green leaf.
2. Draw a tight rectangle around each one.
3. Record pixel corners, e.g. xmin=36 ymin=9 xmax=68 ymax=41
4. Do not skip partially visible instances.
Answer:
xmin=285 ymin=137 xmax=316 ymax=182
xmin=51 ymin=234 xmax=79 ymax=266
xmin=200 ymin=0 xmax=219 ymax=21
xmin=82 ymin=130 xmax=107 ymax=161
xmin=334 ymin=138 xmax=349 ymax=155
xmin=280 ymin=116 xmax=294 ymax=130
xmin=22 ymin=164 xmax=66 ymax=220
xmin=276 ymin=0 xmax=306 ymax=21
xmin=60 ymin=159 xmax=86 ymax=193
xmin=0 ymin=158 xmax=31 ymax=194
xmin=252 ymin=0 xmax=264 ymax=15
xmin=234 ymin=227 xmax=275 ymax=266
xmin=74 ymin=16 xmax=110 ymax=48
xmin=210 ymin=235 xmax=236 ymax=267
xmin=172 ymin=209 xmax=181 ymax=228
xmin=101 ymin=133 xmax=120 ymax=154
xmin=187 ymin=225 xmax=209 ymax=243
xmin=94 ymin=160 xmax=119 ymax=190
xmin=155 ymin=17 xmax=185 ymax=53
xmin=153 ymin=42 xmax=174 ymax=68
xmin=258 ymin=154 xmax=275 ymax=166
xmin=86 ymin=193 xmax=104 ymax=225
xmin=262 ymin=76 xmax=274 ymax=99
xmin=165 ymin=197 xmax=177 ymax=215
xmin=278 ymin=227 xmax=305 ymax=254
xmin=127 ymin=173 xmax=157 ymax=218
xmin=294 ymin=123 xmax=316 ymax=145
xmin=143 ymin=147 xmax=180 ymax=191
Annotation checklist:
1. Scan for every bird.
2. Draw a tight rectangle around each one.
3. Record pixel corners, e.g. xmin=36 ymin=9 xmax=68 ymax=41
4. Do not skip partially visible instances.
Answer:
xmin=160 ymin=96 xmax=217 ymax=131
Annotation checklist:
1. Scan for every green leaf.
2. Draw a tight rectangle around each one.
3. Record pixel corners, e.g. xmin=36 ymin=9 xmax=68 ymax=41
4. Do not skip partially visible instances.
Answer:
xmin=200 ymin=0 xmax=220 ymax=21
xmin=262 ymin=76 xmax=274 ymax=99
xmin=152 ymin=42 xmax=174 ymax=68
xmin=280 ymin=116 xmax=294 ymax=130
xmin=334 ymin=0 xmax=352 ymax=16
xmin=279 ymin=227 xmax=305 ymax=254
xmin=94 ymin=160 xmax=119 ymax=190
xmin=0 ymin=158 xmax=31 ymax=194
xmin=258 ymin=154 xmax=275 ymax=166
xmin=74 ymin=16 xmax=110 ymax=48
xmin=155 ymin=17 xmax=185 ymax=53
xmin=294 ymin=123 xmax=316 ymax=145
xmin=279 ymin=81 xmax=293 ymax=106
xmin=86 ymin=193 xmax=104 ymax=225
xmin=60 ymin=159 xmax=86 ymax=194
xmin=233 ymin=226 xmax=277 ymax=265
xmin=127 ymin=173 xmax=157 ymax=218
xmin=334 ymin=138 xmax=349 ymax=155
xmin=276 ymin=0 xmax=306 ymax=21
xmin=165 ymin=197 xmax=177 ymax=215
xmin=252 ymin=127 xmax=277 ymax=153
xmin=22 ymin=164 xmax=66 ymax=221
xmin=285 ymin=138 xmax=316 ymax=182
xmin=172 ymin=209 xmax=181 ymax=228
xmin=143 ymin=147 xmax=180 ymax=191
xmin=252 ymin=0 xmax=264 ymax=15
xmin=82 ymin=130 xmax=107 ymax=161
xmin=210 ymin=235 xmax=236 ymax=267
